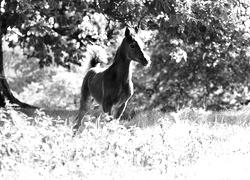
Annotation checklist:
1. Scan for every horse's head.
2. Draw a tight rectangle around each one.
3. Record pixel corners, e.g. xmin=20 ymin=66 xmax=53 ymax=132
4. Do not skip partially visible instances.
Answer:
xmin=124 ymin=27 xmax=151 ymax=66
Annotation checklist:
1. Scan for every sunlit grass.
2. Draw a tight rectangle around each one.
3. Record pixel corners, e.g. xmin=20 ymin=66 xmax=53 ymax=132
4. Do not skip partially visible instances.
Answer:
xmin=1 ymin=105 xmax=250 ymax=179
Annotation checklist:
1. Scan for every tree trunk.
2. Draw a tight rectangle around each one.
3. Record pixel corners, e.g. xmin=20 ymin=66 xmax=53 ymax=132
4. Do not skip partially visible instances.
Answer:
xmin=0 ymin=18 xmax=36 ymax=109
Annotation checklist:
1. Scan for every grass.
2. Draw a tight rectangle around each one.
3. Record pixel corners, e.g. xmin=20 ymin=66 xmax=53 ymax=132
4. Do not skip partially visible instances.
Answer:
xmin=1 ymin=105 xmax=250 ymax=179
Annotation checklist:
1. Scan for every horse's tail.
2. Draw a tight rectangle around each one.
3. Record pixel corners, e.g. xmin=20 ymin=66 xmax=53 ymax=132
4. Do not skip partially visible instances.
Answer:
xmin=89 ymin=55 xmax=101 ymax=68
xmin=86 ymin=45 xmax=108 ymax=69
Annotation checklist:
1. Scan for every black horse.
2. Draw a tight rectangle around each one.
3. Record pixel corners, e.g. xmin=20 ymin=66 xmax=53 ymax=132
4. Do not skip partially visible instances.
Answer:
xmin=73 ymin=27 xmax=150 ymax=130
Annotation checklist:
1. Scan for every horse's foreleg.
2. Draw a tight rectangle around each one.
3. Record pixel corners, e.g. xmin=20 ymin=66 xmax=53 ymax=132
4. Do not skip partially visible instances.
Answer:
xmin=114 ymin=102 xmax=128 ymax=120
xmin=102 ymin=101 xmax=114 ymax=122
xmin=102 ymin=101 xmax=112 ymax=115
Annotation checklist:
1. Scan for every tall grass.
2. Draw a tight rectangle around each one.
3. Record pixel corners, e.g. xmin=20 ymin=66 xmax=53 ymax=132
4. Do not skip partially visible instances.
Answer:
xmin=1 ymin=105 xmax=250 ymax=179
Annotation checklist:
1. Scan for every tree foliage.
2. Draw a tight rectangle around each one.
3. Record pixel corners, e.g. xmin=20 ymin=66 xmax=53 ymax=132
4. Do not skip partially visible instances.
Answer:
xmin=3 ymin=0 xmax=110 ymax=68
xmin=146 ymin=0 xmax=250 ymax=110
xmin=2 ymin=0 xmax=250 ymax=110
xmin=96 ymin=0 xmax=250 ymax=110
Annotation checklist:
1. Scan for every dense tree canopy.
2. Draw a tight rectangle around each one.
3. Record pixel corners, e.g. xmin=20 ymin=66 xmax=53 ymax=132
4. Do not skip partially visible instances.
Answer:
xmin=1 ymin=0 xmax=250 ymax=110
xmin=101 ymin=0 xmax=250 ymax=110
xmin=3 ymin=0 xmax=106 ymax=67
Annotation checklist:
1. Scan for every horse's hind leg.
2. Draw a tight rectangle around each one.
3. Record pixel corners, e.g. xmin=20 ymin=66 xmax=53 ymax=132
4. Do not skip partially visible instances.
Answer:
xmin=73 ymin=76 xmax=91 ymax=130
xmin=114 ymin=102 xmax=128 ymax=120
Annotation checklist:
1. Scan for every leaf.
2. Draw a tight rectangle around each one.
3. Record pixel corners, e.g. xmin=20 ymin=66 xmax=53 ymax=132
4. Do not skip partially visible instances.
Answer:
xmin=169 ymin=15 xmax=178 ymax=27
xmin=159 ymin=0 xmax=167 ymax=13
xmin=155 ymin=0 xmax=163 ymax=12
xmin=221 ymin=12 xmax=229 ymax=22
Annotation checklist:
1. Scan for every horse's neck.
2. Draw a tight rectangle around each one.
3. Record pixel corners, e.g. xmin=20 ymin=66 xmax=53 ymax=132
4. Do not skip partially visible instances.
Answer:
xmin=110 ymin=46 xmax=132 ymax=82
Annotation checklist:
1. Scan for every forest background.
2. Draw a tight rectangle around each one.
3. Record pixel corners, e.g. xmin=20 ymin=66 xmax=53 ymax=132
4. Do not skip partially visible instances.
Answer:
xmin=2 ymin=1 xmax=250 ymax=179
xmin=1 ymin=0 xmax=250 ymax=113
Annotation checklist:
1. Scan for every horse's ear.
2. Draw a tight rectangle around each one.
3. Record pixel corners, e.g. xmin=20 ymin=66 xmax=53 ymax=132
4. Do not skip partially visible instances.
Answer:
xmin=125 ymin=27 xmax=131 ymax=38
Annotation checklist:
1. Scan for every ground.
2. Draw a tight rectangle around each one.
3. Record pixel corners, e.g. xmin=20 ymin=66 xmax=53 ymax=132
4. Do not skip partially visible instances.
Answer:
xmin=0 ymin=105 xmax=250 ymax=179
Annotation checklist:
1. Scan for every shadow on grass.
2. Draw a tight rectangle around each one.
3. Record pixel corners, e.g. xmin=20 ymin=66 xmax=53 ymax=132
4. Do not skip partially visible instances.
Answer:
xmin=6 ymin=104 xmax=250 ymax=130
xmin=17 ymin=107 xmax=78 ymax=119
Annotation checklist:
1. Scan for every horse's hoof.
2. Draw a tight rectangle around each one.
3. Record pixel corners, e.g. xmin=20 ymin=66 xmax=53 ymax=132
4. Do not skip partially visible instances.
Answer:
xmin=106 ymin=116 xmax=113 ymax=122
xmin=72 ymin=123 xmax=80 ymax=136
xmin=72 ymin=128 xmax=78 ymax=136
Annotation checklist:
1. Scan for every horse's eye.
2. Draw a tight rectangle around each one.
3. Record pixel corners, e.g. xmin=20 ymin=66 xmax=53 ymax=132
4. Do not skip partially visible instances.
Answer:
xmin=130 ymin=44 xmax=135 ymax=49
